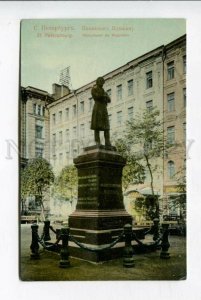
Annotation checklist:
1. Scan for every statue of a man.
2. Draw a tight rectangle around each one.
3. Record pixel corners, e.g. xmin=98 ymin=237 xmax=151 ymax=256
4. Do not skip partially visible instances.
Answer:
xmin=90 ymin=77 xmax=111 ymax=146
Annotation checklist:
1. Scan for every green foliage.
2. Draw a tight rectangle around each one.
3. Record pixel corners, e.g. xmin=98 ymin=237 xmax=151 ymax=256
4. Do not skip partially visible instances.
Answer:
xmin=126 ymin=108 xmax=165 ymax=160
xmin=115 ymin=108 xmax=166 ymax=219
xmin=134 ymin=196 xmax=160 ymax=220
xmin=21 ymin=157 xmax=55 ymax=199
xmin=115 ymin=108 xmax=164 ymax=189
xmin=115 ymin=137 xmax=145 ymax=190
xmin=52 ymin=165 xmax=78 ymax=202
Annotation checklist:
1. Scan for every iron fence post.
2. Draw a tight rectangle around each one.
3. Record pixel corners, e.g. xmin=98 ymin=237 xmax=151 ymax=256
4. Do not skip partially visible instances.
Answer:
xmin=42 ymin=220 xmax=51 ymax=241
xmin=59 ymin=227 xmax=70 ymax=268
xmin=160 ymin=223 xmax=170 ymax=259
xmin=30 ymin=223 xmax=40 ymax=259
xmin=123 ymin=224 xmax=135 ymax=268
xmin=153 ymin=218 xmax=160 ymax=241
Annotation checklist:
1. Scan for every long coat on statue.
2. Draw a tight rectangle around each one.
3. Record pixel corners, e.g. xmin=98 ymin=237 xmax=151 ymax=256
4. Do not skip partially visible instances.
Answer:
xmin=90 ymin=85 xmax=111 ymax=131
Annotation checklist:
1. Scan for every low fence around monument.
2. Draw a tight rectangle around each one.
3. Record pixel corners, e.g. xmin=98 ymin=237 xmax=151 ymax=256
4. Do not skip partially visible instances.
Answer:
xmin=29 ymin=219 xmax=171 ymax=268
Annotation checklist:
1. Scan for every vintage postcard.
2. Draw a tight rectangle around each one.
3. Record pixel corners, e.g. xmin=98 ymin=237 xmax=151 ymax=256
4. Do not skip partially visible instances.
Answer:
xmin=19 ymin=18 xmax=186 ymax=281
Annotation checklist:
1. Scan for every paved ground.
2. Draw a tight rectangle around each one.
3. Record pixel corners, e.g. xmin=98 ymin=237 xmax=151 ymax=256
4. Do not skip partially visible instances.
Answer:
xmin=19 ymin=224 xmax=186 ymax=281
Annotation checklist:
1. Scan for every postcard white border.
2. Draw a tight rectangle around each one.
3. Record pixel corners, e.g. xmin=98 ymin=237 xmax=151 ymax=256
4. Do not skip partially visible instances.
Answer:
xmin=0 ymin=1 xmax=201 ymax=300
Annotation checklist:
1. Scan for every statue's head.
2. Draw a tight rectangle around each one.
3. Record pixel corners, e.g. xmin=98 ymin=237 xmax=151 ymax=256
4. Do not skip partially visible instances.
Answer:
xmin=96 ymin=77 xmax=105 ymax=87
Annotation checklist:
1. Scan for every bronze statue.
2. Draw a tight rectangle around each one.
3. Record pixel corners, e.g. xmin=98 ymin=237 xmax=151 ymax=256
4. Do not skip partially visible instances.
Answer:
xmin=90 ymin=77 xmax=111 ymax=146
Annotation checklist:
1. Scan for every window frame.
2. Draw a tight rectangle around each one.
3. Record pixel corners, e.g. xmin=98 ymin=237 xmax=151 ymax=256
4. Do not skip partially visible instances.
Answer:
xmin=167 ymin=92 xmax=175 ymax=112
xmin=167 ymin=61 xmax=175 ymax=80
xmin=73 ymin=104 xmax=77 ymax=118
xmin=127 ymin=106 xmax=134 ymax=120
xmin=80 ymin=101 xmax=85 ymax=114
xmin=65 ymin=108 xmax=69 ymax=120
xmin=35 ymin=125 xmax=43 ymax=139
xmin=35 ymin=147 xmax=43 ymax=158
xmin=167 ymin=126 xmax=175 ymax=145
xmin=116 ymin=84 xmax=122 ymax=101
xmin=168 ymin=160 xmax=175 ymax=179
xmin=146 ymin=100 xmax=153 ymax=112
xmin=52 ymin=113 xmax=56 ymax=125
xmin=127 ymin=79 xmax=134 ymax=96
xmin=80 ymin=123 xmax=85 ymax=138
xmin=33 ymin=103 xmax=37 ymax=115
xmin=59 ymin=131 xmax=63 ymax=145
xmin=146 ymin=71 xmax=153 ymax=89
xmin=117 ymin=110 xmax=123 ymax=126
xmin=89 ymin=97 xmax=93 ymax=112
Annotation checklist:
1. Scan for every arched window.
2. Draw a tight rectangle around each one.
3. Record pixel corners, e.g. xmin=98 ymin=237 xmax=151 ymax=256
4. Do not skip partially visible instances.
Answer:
xmin=168 ymin=161 xmax=175 ymax=179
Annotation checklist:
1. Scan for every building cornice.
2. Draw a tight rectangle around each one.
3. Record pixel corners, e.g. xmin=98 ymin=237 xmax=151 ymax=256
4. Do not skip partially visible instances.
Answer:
xmin=21 ymin=86 xmax=54 ymax=104
xmin=47 ymin=34 xmax=186 ymax=109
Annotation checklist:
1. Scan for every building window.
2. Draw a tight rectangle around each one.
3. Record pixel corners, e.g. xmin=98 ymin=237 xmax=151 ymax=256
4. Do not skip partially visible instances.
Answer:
xmin=42 ymin=106 xmax=45 ymax=116
xmin=167 ymin=126 xmax=175 ymax=144
xmin=167 ymin=93 xmax=175 ymax=112
xmin=33 ymin=104 xmax=37 ymax=115
xmin=128 ymin=107 xmax=133 ymax=121
xmin=183 ymin=55 xmax=186 ymax=74
xmin=146 ymin=71 xmax=153 ymax=89
xmin=35 ymin=125 xmax=43 ymax=139
xmin=52 ymin=133 xmax=56 ymax=145
xmin=89 ymin=97 xmax=93 ymax=112
xmin=66 ymin=151 xmax=70 ymax=159
xmin=59 ymin=111 xmax=62 ymax=122
xmin=52 ymin=114 xmax=56 ymax=125
xmin=73 ymin=148 xmax=78 ymax=158
xmin=66 ymin=129 xmax=69 ymax=141
xmin=167 ymin=61 xmax=174 ymax=80
xmin=146 ymin=100 xmax=153 ymax=112
xmin=168 ymin=161 xmax=175 ymax=179
xmin=59 ymin=131 xmax=63 ymax=145
xmin=117 ymin=111 xmax=123 ymax=126
xmin=183 ymin=88 xmax=186 ymax=107
xmin=80 ymin=101 xmax=84 ymax=114
xmin=80 ymin=124 xmax=85 ymax=138
xmin=35 ymin=147 xmax=43 ymax=158
xmin=38 ymin=105 xmax=41 ymax=116
xmin=65 ymin=108 xmax=69 ymax=120
xmin=73 ymin=126 xmax=77 ymax=136
xmin=116 ymin=85 xmax=122 ymax=101
xmin=106 ymin=89 xmax=112 ymax=98
xmin=127 ymin=79 xmax=134 ymax=96
xmin=73 ymin=104 xmax=76 ymax=117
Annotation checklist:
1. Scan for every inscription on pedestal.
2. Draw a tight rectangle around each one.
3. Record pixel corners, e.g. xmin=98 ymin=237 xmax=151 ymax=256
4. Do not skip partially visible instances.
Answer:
xmin=69 ymin=147 xmax=133 ymax=262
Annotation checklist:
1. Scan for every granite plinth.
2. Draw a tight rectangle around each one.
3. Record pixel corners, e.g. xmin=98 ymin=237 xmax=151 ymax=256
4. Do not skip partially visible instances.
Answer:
xmin=68 ymin=146 xmax=133 ymax=262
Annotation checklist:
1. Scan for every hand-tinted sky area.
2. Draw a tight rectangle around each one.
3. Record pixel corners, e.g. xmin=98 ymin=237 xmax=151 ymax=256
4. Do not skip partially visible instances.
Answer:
xmin=21 ymin=19 xmax=185 ymax=93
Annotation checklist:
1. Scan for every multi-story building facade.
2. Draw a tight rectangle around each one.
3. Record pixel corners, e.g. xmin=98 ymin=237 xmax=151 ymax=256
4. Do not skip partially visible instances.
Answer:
xmin=20 ymin=86 xmax=53 ymax=214
xmin=21 ymin=35 xmax=186 ymax=219
xmin=162 ymin=36 xmax=186 ymax=217
xmin=20 ymin=86 xmax=53 ymax=164
xmin=48 ymin=44 xmax=165 ymax=177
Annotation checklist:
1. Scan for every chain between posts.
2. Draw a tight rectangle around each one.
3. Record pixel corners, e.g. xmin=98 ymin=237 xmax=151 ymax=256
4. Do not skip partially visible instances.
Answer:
xmin=132 ymin=232 xmax=162 ymax=247
xmin=30 ymin=221 xmax=170 ymax=266
xmin=69 ymin=232 xmax=124 ymax=252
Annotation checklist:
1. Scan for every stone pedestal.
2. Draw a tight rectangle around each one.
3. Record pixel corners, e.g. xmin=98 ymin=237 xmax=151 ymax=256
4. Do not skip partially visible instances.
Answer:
xmin=68 ymin=145 xmax=133 ymax=262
